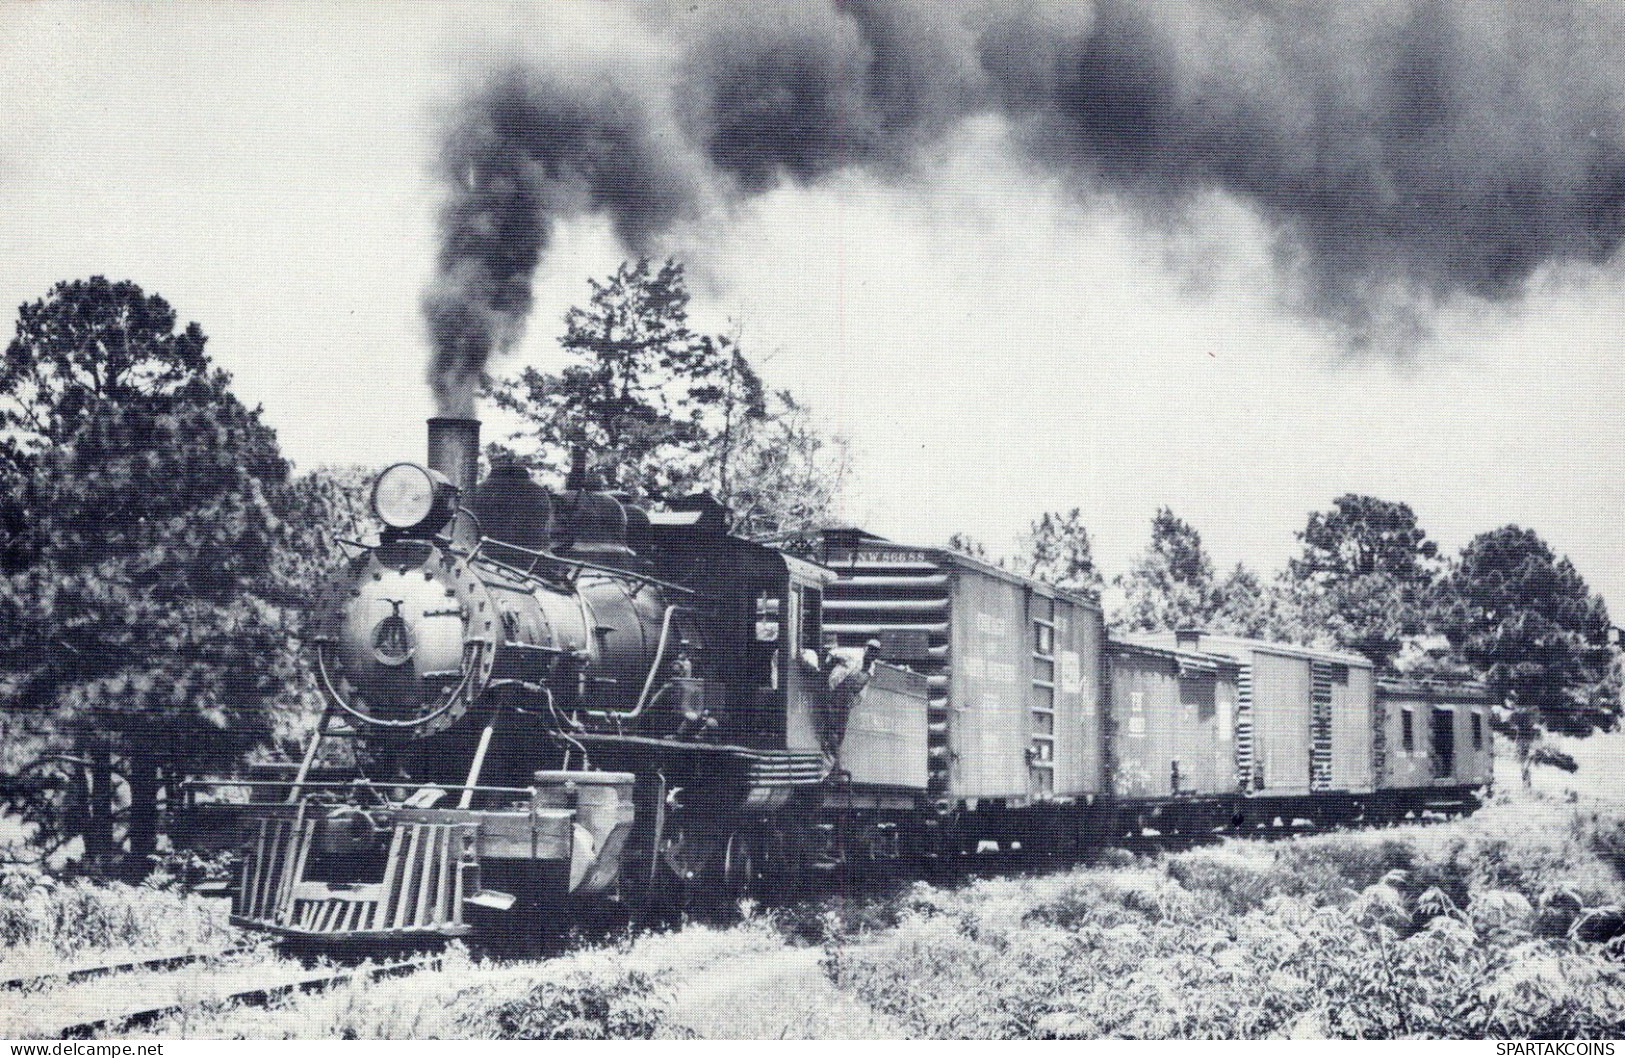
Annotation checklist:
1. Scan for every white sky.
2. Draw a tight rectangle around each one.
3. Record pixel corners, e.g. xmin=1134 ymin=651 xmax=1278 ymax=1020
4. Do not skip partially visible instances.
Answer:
xmin=3 ymin=2 xmax=1623 ymax=616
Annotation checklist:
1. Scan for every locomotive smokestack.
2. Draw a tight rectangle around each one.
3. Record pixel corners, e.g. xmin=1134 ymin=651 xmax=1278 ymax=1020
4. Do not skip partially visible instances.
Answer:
xmin=427 ymin=416 xmax=481 ymax=497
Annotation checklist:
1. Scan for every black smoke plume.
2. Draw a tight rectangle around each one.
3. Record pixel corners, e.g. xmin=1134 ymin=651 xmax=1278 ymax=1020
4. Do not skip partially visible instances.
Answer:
xmin=424 ymin=0 xmax=1625 ymax=409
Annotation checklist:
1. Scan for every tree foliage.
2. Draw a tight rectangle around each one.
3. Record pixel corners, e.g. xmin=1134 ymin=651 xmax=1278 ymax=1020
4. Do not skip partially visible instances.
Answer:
xmin=1115 ymin=508 xmax=1224 ymax=632
xmin=946 ymin=533 xmax=992 ymax=562
xmin=1114 ymin=510 xmax=1289 ymax=639
xmin=0 ymin=277 xmax=210 ymax=445
xmin=1444 ymin=526 xmax=1618 ymax=743
xmin=489 ymin=258 xmax=766 ymax=498
xmin=1 ymin=278 xmax=211 ymax=575
xmin=1280 ymin=495 xmax=1445 ymax=669
xmin=1019 ymin=509 xmax=1102 ymax=598
xmin=0 ymin=436 xmax=28 ymax=575
xmin=268 ymin=465 xmax=382 ymax=747
xmin=278 ymin=465 xmax=380 ymax=580
xmin=0 ymin=278 xmax=301 ymax=862
xmin=1289 ymin=494 xmax=1440 ymax=585
xmin=716 ymin=390 xmax=851 ymax=541
xmin=489 ymin=257 xmax=848 ymax=537
xmin=1209 ymin=563 xmax=1283 ymax=639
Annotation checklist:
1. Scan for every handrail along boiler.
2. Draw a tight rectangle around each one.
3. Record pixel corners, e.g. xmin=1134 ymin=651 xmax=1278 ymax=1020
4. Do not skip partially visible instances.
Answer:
xmin=182 ymin=416 xmax=925 ymax=942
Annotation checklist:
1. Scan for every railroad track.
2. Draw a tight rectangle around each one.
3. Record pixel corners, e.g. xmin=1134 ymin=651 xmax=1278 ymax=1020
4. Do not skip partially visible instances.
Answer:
xmin=17 ymin=951 xmax=438 ymax=1040
xmin=0 ymin=946 xmax=256 ymax=994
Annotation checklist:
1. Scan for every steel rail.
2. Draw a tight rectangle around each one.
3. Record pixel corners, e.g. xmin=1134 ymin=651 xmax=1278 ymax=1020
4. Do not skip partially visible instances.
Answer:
xmin=0 ymin=945 xmax=255 ymax=993
xmin=53 ymin=954 xmax=440 ymax=1039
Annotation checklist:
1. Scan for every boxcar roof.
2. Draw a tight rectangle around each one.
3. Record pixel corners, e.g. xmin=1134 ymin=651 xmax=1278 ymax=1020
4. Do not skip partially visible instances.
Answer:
xmin=1123 ymin=630 xmax=1373 ymax=669
xmin=818 ymin=528 xmax=1103 ymax=612
xmin=1106 ymin=637 xmax=1243 ymax=674
xmin=1375 ymin=677 xmax=1492 ymax=702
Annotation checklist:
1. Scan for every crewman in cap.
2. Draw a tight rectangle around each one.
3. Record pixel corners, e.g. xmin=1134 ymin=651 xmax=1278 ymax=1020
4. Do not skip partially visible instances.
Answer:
xmin=806 ymin=638 xmax=881 ymax=757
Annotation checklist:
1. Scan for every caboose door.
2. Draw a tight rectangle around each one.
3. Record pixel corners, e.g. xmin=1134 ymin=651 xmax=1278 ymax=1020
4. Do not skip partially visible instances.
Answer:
xmin=1430 ymin=707 xmax=1456 ymax=780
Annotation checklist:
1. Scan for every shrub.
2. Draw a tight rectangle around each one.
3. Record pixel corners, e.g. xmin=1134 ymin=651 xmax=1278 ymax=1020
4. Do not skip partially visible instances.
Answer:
xmin=1587 ymin=815 xmax=1625 ymax=878
xmin=828 ymin=879 xmax=1625 ymax=1038
xmin=466 ymin=970 xmax=681 ymax=1040
xmin=769 ymin=882 xmax=950 ymax=946
xmin=824 ymin=800 xmax=1625 ymax=1039
xmin=0 ymin=862 xmax=235 ymax=958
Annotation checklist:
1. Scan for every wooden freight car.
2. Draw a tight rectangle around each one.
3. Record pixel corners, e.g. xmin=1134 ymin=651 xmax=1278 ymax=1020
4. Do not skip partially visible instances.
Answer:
xmin=1102 ymin=640 xmax=1243 ymax=834
xmin=1104 ymin=639 xmax=1242 ymax=799
xmin=1374 ymin=678 xmax=1492 ymax=814
xmin=1127 ymin=631 xmax=1376 ymax=824
xmin=817 ymin=530 xmax=1105 ymax=810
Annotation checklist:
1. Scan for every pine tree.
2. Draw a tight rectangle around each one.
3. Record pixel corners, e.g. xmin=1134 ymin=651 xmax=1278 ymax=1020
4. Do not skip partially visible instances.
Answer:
xmin=1115 ymin=508 xmax=1223 ymax=631
xmin=1445 ymin=525 xmax=1619 ymax=776
xmin=1280 ymin=495 xmax=1444 ymax=668
xmin=489 ymin=258 xmax=766 ymax=498
xmin=0 ymin=279 xmax=299 ymax=868
xmin=1019 ymin=509 xmax=1101 ymax=598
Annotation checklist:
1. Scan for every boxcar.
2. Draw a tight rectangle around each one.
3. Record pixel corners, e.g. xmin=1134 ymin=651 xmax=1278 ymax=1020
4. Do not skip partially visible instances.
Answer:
xmin=1374 ymin=678 xmax=1492 ymax=812
xmin=818 ymin=530 xmax=1105 ymax=807
xmin=1128 ymin=631 xmax=1375 ymax=821
xmin=1104 ymin=639 xmax=1241 ymax=800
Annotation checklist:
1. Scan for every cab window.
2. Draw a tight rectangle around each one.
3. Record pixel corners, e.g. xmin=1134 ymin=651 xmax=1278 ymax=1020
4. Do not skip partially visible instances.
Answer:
xmin=751 ymin=592 xmax=782 ymax=687
xmin=799 ymin=586 xmax=823 ymax=652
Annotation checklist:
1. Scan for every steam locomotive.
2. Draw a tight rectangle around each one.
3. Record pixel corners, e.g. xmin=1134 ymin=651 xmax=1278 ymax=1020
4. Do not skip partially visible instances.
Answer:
xmin=179 ymin=417 xmax=1491 ymax=945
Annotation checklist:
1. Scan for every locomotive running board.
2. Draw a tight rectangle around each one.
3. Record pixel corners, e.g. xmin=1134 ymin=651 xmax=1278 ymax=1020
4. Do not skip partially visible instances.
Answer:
xmin=562 ymin=732 xmax=829 ymax=783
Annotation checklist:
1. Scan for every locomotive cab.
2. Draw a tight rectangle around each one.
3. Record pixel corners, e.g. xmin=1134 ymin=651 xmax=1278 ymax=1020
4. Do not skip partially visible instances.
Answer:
xmin=643 ymin=501 xmax=836 ymax=754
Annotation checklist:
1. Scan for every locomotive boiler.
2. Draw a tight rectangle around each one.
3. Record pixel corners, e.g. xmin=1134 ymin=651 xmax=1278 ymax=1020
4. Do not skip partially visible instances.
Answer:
xmin=181 ymin=417 xmax=929 ymax=942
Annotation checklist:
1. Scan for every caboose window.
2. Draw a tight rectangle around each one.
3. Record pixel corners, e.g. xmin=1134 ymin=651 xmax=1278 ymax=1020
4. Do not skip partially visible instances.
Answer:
xmin=1471 ymin=711 xmax=1484 ymax=750
xmin=1401 ymin=707 xmax=1415 ymax=753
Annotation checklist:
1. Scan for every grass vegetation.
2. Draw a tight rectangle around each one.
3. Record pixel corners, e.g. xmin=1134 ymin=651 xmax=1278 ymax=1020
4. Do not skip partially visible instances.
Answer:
xmin=0 ymin=863 xmax=239 ymax=980
xmin=820 ymin=795 xmax=1625 ymax=1038
xmin=127 ymin=919 xmax=782 ymax=1039
xmin=8 ymin=787 xmax=1625 ymax=1038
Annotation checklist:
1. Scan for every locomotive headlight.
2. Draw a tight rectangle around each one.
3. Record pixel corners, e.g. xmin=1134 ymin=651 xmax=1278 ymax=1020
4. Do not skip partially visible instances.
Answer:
xmin=371 ymin=462 xmax=456 ymax=533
